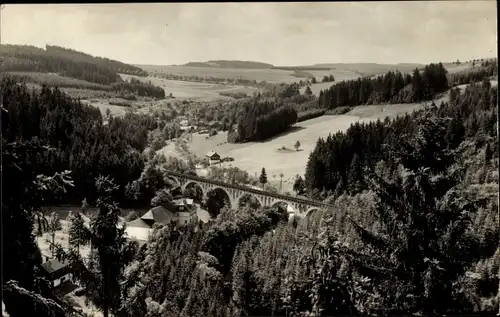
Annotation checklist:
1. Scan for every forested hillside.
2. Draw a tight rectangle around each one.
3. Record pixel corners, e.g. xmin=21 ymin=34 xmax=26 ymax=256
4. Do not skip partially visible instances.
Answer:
xmin=318 ymin=60 xmax=497 ymax=109
xmin=306 ymin=78 xmax=498 ymax=198
xmin=2 ymin=55 xmax=499 ymax=317
xmin=1 ymin=78 xmax=158 ymax=203
xmin=0 ymin=44 xmax=166 ymax=99
xmin=121 ymin=74 xmax=498 ymax=316
xmin=223 ymin=61 xmax=498 ymax=144
xmin=0 ymin=44 xmax=147 ymax=83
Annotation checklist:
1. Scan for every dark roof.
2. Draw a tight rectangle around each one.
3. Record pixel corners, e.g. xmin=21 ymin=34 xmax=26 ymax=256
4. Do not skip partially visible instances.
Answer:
xmin=127 ymin=217 xmax=153 ymax=229
xmin=140 ymin=206 xmax=174 ymax=224
xmin=40 ymin=259 xmax=70 ymax=274
xmin=206 ymin=151 xmax=219 ymax=157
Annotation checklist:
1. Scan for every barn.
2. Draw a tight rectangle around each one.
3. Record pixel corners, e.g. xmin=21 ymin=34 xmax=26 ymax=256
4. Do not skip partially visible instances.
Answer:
xmin=206 ymin=151 xmax=220 ymax=164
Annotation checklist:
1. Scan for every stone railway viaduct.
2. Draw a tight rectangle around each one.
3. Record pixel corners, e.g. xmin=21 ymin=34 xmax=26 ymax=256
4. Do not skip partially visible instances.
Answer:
xmin=166 ymin=171 xmax=333 ymax=217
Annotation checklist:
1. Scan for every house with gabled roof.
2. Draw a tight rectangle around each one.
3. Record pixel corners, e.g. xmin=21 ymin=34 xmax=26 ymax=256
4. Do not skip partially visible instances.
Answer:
xmin=206 ymin=151 xmax=220 ymax=164
xmin=39 ymin=259 xmax=74 ymax=288
xmin=125 ymin=201 xmax=197 ymax=241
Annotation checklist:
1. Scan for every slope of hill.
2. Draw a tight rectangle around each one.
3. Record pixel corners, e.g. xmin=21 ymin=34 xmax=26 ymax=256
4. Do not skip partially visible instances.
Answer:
xmin=182 ymin=60 xmax=274 ymax=69
xmin=311 ymin=62 xmax=424 ymax=75
xmin=45 ymin=45 xmax=148 ymax=76
xmin=0 ymin=44 xmax=148 ymax=83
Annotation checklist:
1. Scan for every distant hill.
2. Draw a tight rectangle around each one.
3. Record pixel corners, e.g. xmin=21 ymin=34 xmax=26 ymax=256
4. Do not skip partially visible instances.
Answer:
xmin=177 ymin=60 xmax=425 ymax=74
xmin=182 ymin=60 xmax=274 ymax=69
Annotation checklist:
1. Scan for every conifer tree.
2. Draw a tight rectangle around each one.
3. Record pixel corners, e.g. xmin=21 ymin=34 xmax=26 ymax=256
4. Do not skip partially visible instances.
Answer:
xmin=259 ymin=168 xmax=268 ymax=189
xmin=68 ymin=211 xmax=88 ymax=254
xmin=348 ymin=153 xmax=364 ymax=194
xmin=54 ymin=176 xmax=138 ymax=317
xmin=347 ymin=113 xmax=483 ymax=315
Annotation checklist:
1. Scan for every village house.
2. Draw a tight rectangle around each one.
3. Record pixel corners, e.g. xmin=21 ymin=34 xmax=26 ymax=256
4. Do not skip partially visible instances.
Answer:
xmin=39 ymin=258 xmax=74 ymax=288
xmin=206 ymin=151 xmax=221 ymax=165
xmin=125 ymin=199 xmax=197 ymax=241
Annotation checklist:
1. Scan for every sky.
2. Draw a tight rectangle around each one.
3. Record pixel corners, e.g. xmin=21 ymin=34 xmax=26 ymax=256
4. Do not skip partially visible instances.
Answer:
xmin=1 ymin=2 xmax=497 ymax=66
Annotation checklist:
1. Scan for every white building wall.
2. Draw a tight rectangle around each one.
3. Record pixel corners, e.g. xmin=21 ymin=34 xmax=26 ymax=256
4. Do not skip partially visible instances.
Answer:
xmin=175 ymin=211 xmax=191 ymax=225
xmin=52 ymin=273 xmax=72 ymax=288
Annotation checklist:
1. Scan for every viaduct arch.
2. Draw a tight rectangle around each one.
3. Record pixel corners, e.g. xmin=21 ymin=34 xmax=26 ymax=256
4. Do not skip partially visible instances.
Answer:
xmin=166 ymin=171 xmax=333 ymax=217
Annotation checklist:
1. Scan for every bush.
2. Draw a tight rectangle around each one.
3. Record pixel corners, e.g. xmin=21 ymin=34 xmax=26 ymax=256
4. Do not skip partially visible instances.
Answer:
xmin=325 ymin=106 xmax=352 ymax=115
xmin=109 ymin=98 xmax=133 ymax=107
xmin=227 ymin=131 xmax=240 ymax=143
xmin=297 ymin=109 xmax=326 ymax=122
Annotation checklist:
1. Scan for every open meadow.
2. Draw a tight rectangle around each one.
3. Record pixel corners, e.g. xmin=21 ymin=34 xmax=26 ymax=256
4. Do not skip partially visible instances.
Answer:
xmin=183 ymin=77 xmax=499 ymax=192
xmin=135 ymin=63 xmax=427 ymax=85
xmin=185 ymin=104 xmax=426 ymax=193
xmin=136 ymin=64 xmax=309 ymax=83
xmin=119 ymin=73 xmax=259 ymax=102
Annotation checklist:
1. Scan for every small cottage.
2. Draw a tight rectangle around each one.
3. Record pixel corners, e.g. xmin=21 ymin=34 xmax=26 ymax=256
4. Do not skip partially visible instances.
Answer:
xmin=40 ymin=259 xmax=74 ymax=288
xmin=206 ymin=151 xmax=220 ymax=164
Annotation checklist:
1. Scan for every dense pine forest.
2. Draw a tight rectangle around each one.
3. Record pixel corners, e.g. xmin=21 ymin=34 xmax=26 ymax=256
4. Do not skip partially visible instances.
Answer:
xmin=1 ymin=78 xmax=165 ymax=204
xmin=2 ymin=51 xmax=499 ymax=317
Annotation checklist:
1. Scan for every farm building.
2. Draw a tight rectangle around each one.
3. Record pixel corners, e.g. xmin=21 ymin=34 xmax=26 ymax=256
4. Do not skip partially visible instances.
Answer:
xmin=206 ymin=151 xmax=221 ymax=164
xmin=39 ymin=259 xmax=74 ymax=288
xmin=125 ymin=201 xmax=197 ymax=241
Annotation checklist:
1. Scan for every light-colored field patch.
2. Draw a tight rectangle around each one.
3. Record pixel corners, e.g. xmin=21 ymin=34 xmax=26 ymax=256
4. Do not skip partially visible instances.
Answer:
xmin=188 ymin=115 xmax=377 ymax=192
xmin=444 ymin=62 xmax=475 ymax=74
xmin=136 ymin=63 xmax=427 ymax=85
xmin=36 ymin=219 xmax=92 ymax=261
xmin=136 ymin=65 xmax=300 ymax=83
xmin=88 ymin=100 xmax=131 ymax=117
xmin=120 ymin=74 xmax=258 ymax=102
xmin=158 ymin=141 xmax=189 ymax=162
xmin=5 ymin=71 xmax=110 ymax=90
xmin=299 ymin=81 xmax=335 ymax=95
xmin=186 ymin=99 xmax=447 ymax=192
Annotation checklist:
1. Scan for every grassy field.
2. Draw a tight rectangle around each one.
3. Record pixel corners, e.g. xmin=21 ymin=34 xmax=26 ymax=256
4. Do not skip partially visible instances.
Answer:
xmin=4 ymin=71 xmax=110 ymax=90
xmin=87 ymin=100 xmax=131 ymax=117
xmin=136 ymin=65 xmax=303 ymax=83
xmin=119 ymin=74 xmax=259 ymax=102
xmin=183 ymin=77 xmax=497 ymax=193
xmin=136 ymin=63 xmax=430 ymax=85
xmin=136 ymin=64 xmax=351 ymax=84
xmin=443 ymin=62 xmax=476 ymax=74
xmin=184 ymin=102 xmax=428 ymax=193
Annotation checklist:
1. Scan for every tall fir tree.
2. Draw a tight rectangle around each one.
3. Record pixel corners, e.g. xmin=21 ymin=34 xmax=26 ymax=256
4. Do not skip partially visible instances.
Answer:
xmin=259 ymin=168 xmax=268 ymax=189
